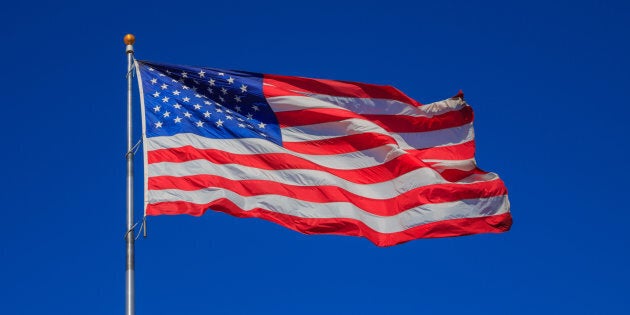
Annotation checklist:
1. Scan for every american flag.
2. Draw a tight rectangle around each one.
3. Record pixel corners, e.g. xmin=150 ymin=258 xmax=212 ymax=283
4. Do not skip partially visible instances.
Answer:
xmin=135 ymin=60 xmax=511 ymax=246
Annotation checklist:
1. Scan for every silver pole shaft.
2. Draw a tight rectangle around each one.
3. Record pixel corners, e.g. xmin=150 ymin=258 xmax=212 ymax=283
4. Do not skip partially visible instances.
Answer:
xmin=125 ymin=38 xmax=135 ymax=315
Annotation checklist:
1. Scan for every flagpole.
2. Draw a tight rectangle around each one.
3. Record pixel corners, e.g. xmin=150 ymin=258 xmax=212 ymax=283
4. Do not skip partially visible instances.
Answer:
xmin=124 ymin=33 xmax=136 ymax=315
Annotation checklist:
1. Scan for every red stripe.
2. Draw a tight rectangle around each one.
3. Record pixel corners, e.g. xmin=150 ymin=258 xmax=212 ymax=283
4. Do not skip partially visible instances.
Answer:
xmin=364 ymin=105 xmax=473 ymax=133
xmin=407 ymin=141 xmax=476 ymax=160
xmin=148 ymin=146 xmax=434 ymax=184
xmin=263 ymin=75 xmax=422 ymax=107
xmin=275 ymin=108 xmax=365 ymax=128
xmin=437 ymin=168 xmax=489 ymax=182
xmin=146 ymin=200 xmax=512 ymax=247
xmin=275 ymin=106 xmax=473 ymax=133
xmin=148 ymin=175 xmax=507 ymax=216
xmin=285 ymin=136 xmax=476 ymax=159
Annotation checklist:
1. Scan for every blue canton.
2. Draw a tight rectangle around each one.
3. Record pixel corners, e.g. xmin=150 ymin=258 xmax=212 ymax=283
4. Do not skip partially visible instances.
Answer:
xmin=138 ymin=60 xmax=282 ymax=146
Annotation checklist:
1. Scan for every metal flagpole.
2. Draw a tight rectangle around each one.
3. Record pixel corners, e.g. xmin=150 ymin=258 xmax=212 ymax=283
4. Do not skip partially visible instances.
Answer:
xmin=124 ymin=33 xmax=136 ymax=315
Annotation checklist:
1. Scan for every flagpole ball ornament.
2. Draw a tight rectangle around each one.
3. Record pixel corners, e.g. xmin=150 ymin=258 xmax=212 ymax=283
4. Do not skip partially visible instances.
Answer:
xmin=124 ymin=34 xmax=135 ymax=45
xmin=124 ymin=34 xmax=135 ymax=53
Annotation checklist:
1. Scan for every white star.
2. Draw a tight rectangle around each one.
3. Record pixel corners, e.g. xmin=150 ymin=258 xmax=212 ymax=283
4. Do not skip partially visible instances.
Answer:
xmin=153 ymin=92 xmax=160 ymax=97
xmin=148 ymin=67 xmax=155 ymax=71
xmin=204 ymin=101 xmax=211 ymax=105
xmin=216 ymin=108 xmax=223 ymax=113
xmin=204 ymin=111 xmax=211 ymax=118
xmin=162 ymin=96 xmax=169 ymax=102
xmin=161 ymin=83 xmax=168 ymax=90
xmin=240 ymin=84 xmax=247 ymax=93
xmin=173 ymin=90 xmax=181 ymax=95
xmin=196 ymin=121 xmax=204 ymax=127
xmin=235 ymin=105 xmax=242 ymax=112
xmin=173 ymin=103 xmax=182 ymax=109
xmin=216 ymin=119 xmax=224 ymax=127
xmin=238 ymin=123 xmax=246 ymax=128
xmin=181 ymin=72 xmax=188 ymax=78
xmin=153 ymin=105 xmax=161 ymax=112
xmin=159 ymin=73 xmax=165 ymax=77
xmin=195 ymin=93 xmax=202 ymax=98
xmin=174 ymin=116 xmax=182 ymax=123
xmin=163 ymin=111 xmax=170 ymax=118
xmin=154 ymin=121 xmax=163 ymax=128
xmin=218 ymin=72 xmax=225 ymax=76
xmin=208 ymin=79 xmax=215 ymax=86
xmin=258 ymin=122 xmax=266 ymax=128
xmin=221 ymin=87 xmax=228 ymax=95
xmin=182 ymin=85 xmax=190 ymax=90
xmin=150 ymin=78 xmax=157 ymax=84
xmin=184 ymin=111 xmax=192 ymax=118
xmin=246 ymin=113 xmax=253 ymax=120
xmin=227 ymin=77 xmax=235 ymax=84
xmin=183 ymin=97 xmax=190 ymax=102
xmin=171 ymin=78 xmax=178 ymax=83
xmin=207 ymin=88 xmax=214 ymax=94
xmin=225 ymin=109 xmax=232 ymax=114
xmin=194 ymin=104 xmax=201 ymax=110
xmin=226 ymin=115 xmax=233 ymax=120
xmin=198 ymin=70 xmax=205 ymax=77
xmin=252 ymin=105 xmax=259 ymax=111
xmin=234 ymin=96 xmax=242 ymax=102
xmin=219 ymin=96 xmax=225 ymax=102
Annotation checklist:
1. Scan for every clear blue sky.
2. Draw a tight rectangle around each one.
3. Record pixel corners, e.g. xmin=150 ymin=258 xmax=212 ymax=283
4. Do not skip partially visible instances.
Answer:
xmin=1 ymin=0 xmax=629 ymax=314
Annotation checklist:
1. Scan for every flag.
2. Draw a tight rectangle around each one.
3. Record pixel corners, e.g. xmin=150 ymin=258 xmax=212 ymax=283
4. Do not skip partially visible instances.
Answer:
xmin=135 ymin=60 xmax=511 ymax=246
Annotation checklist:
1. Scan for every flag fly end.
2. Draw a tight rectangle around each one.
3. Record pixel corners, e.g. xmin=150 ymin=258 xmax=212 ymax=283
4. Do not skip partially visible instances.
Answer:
xmin=453 ymin=90 xmax=464 ymax=99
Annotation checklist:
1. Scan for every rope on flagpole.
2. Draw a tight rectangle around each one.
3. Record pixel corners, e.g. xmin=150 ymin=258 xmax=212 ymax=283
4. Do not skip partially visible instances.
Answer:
xmin=125 ymin=138 xmax=142 ymax=159
xmin=136 ymin=216 xmax=147 ymax=240
xmin=122 ymin=216 xmax=148 ymax=241
xmin=142 ymin=216 xmax=147 ymax=238
xmin=124 ymin=220 xmax=140 ymax=240
xmin=126 ymin=61 xmax=136 ymax=79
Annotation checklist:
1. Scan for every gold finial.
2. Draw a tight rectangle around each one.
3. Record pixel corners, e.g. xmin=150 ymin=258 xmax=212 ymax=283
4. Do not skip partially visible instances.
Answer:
xmin=124 ymin=34 xmax=135 ymax=45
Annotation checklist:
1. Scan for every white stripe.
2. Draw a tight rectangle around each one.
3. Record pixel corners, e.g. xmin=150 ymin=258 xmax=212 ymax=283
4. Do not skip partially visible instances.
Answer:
xmin=267 ymin=95 xmax=466 ymax=117
xmin=282 ymin=120 xmax=475 ymax=150
xmin=396 ymin=123 xmax=475 ymax=150
xmin=146 ymin=134 xmax=406 ymax=169
xmin=426 ymin=158 xmax=478 ymax=171
xmin=281 ymin=117 xmax=392 ymax=141
xmin=148 ymin=159 xmax=499 ymax=199
xmin=148 ymin=189 xmax=509 ymax=234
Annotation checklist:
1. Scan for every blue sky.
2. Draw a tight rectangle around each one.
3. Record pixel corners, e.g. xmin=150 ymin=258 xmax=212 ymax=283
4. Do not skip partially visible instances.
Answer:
xmin=1 ymin=0 xmax=629 ymax=314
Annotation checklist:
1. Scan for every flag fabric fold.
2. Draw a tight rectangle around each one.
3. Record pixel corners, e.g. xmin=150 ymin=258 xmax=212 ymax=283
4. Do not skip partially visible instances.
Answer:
xmin=135 ymin=60 xmax=511 ymax=246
